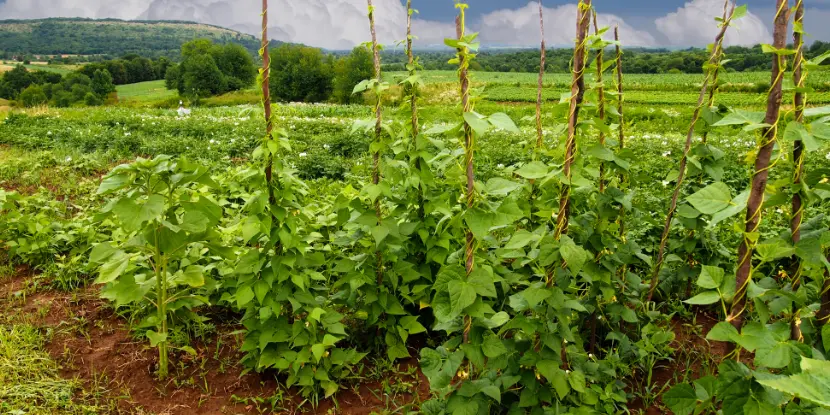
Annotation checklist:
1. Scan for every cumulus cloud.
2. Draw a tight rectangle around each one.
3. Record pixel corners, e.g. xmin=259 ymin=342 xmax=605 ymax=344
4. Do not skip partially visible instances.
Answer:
xmin=655 ymin=0 xmax=772 ymax=47
xmin=476 ymin=2 xmax=656 ymax=47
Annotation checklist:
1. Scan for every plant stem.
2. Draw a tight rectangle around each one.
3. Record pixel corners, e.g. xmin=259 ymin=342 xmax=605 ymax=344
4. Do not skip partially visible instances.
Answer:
xmin=456 ymin=5 xmax=474 ymax=345
xmin=701 ymin=0 xmax=729 ymax=145
xmin=406 ymin=0 xmax=425 ymax=223
xmin=593 ymin=10 xmax=606 ymax=194
xmin=367 ymin=0 xmax=384 ymax=287
xmin=727 ymin=0 xmax=790 ymax=340
xmin=261 ymin=0 xmax=275 ymax=206
xmin=647 ymin=0 xmax=735 ymax=302
xmin=790 ymin=0 xmax=805 ymax=342
xmin=554 ymin=0 xmax=592 ymax=240
xmin=535 ymin=0 xmax=546 ymax=151
xmin=614 ymin=25 xmax=626 ymax=241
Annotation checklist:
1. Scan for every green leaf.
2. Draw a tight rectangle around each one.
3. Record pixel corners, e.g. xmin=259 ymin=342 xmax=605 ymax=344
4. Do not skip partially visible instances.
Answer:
xmin=783 ymin=121 xmax=819 ymax=153
xmin=709 ymin=189 xmax=749 ymax=228
xmin=687 ymin=182 xmax=732 ymax=215
xmin=146 ymin=330 xmax=167 ymax=347
xmin=568 ymin=370 xmax=586 ymax=393
xmin=95 ymin=251 xmax=130 ymax=284
xmin=757 ymin=358 xmax=830 ymax=407
xmin=371 ymin=225 xmax=389 ymax=247
xmin=587 ymin=145 xmax=615 ymax=161
xmin=663 ymin=383 xmax=698 ymax=415
xmin=311 ymin=344 xmax=326 ymax=363
xmin=485 ymin=178 xmax=521 ymax=196
xmin=97 ymin=173 xmax=130 ymax=194
xmin=697 ymin=266 xmax=725 ymax=290
xmin=482 ymin=333 xmax=507 ymax=358
xmin=463 ymin=112 xmax=491 ymax=136
xmin=180 ymin=266 xmax=205 ymax=288
xmin=514 ymin=161 xmax=548 ymax=179
xmin=468 ymin=268 xmax=497 ymax=298
xmin=537 ymin=361 xmax=570 ymax=399
xmin=684 ymin=291 xmax=721 ymax=305
xmin=755 ymin=342 xmax=791 ymax=369
xmin=805 ymin=106 xmax=830 ymax=118
xmin=712 ymin=110 xmax=765 ymax=126
xmin=560 ymin=236 xmax=589 ymax=274
xmin=448 ymin=280 xmax=477 ymax=316
xmin=504 ymin=230 xmax=536 ymax=250
xmin=236 ymin=285 xmax=254 ymax=308
xmin=731 ymin=4 xmax=748 ymax=20
xmin=706 ymin=321 xmax=739 ymax=343
xmin=488 ymin=112 xmax=520 ymax=133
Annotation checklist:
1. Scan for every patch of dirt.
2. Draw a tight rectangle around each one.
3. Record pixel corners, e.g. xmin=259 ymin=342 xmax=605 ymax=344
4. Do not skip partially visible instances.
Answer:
xmin=3 ymin=273 xmax=430 ymax=414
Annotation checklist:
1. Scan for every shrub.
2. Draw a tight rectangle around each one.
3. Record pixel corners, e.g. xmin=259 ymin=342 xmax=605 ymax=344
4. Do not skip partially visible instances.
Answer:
xmin=18 ymin=84 xmax=47 ymax=107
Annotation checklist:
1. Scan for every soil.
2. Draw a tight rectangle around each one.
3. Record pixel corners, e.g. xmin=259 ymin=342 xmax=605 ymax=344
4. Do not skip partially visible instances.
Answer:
xmin=1 ymin=268 xmax=725 ymax=415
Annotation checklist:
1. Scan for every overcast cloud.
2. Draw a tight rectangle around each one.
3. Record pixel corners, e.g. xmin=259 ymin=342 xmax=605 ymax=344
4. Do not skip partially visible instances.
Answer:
xmin=0 ymin=0 xmax=819 ymax=50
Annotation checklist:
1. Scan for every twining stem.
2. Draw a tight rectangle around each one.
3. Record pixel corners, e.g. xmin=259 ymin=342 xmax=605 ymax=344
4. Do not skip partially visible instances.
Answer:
xmin=261 ymin=0 xmax=275 ymax=205
xmin=790 ymin=0 xmax=806 ymax=342
xmin=535 ymin=0 xmax=546 ymax=151
xmin=455 ymin=5 xmax=474 ymax=345
xmin=153 ymin=230 xmax=168 ymax=380
xmin=727 ymin=0 xmax=790 ymax=338
xmin=701 ymin=0 xmax=730 ymax=145
xmin=405 ymin=0 xmax=425 ymax=222
xmin=593 ymin=11 xmax=607 ymax=193
xmin=554 ymin=0 xmax=592 ymax=240
xmin=367 ymin=0 xmax=384 ymax=287
xmin=614 ymin=25 xmax=626 ymax=239
xmin=647 ymin=0 xmax=735 ymax=302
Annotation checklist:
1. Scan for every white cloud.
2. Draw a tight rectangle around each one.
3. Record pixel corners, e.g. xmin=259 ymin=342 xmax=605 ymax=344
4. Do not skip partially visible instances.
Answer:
xmin=476 ymin=2 xmax=657 ymax=47
xmin=655 ymin=0 xmax=772 ymax=47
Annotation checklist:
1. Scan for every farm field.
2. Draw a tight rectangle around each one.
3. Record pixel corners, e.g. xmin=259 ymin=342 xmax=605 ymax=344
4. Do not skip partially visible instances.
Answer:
xmin=116 ymin=80 xmax=178 ymax=104
xmin=2 ymin=1 xmax=830 ymax=410
xmin=2 ymin=73 xmax=830 ymax=413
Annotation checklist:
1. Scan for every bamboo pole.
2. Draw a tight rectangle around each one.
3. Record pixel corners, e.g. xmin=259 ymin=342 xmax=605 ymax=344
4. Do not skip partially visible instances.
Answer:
xmin=726 ymin=0 xmax=790 ymax=336
xmin=367 ymin=0 xmax=384 ymax=287
xmin=535 ymin=0 xmax=546 ymax=150
xmin=593 ymin=11 xmax=606 ymax=193
xmin=554 ymin=0 xmax=592 ymax=239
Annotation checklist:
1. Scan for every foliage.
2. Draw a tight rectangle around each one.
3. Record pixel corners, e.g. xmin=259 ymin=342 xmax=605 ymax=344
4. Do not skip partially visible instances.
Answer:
xmin=166 ymin=39 xmax=256 ymax=100
xmin=18 ymin=84 xmax=47 ymax=107
xmin=269 ymin=44 xmax=334 ymax=103
xmin=333 ymin=46 xmax=375 ymax=104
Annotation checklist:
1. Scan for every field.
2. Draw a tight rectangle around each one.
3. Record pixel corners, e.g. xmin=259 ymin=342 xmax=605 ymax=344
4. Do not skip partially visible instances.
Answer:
xmin=116 ymin=80 xmax=179 ymax=104
xmin=0 ymin=62 xmax=78 ymax=74
xmin=2 ymin=53 xmax=830 ymax=415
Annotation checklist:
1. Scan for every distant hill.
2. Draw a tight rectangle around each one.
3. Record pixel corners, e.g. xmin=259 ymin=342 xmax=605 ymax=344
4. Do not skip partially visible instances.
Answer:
xmin=0 ymin=18 xmax=282 ymax=59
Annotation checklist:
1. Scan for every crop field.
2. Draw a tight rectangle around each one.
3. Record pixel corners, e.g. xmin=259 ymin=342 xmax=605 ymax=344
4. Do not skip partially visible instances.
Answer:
xmin=3 ymin=2 xmax=830 ymax=415
xmin=116 ymin=80 xmax=179 ymax=104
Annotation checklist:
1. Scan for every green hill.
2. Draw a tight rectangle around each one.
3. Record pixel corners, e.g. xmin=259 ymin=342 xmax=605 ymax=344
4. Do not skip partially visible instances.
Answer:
xmin=0 ymin=18 xmax=279 ymax=59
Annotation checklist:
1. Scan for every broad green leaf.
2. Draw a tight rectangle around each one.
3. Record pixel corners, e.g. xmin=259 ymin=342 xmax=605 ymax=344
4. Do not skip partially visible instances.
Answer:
xmin=488 ymin=113 xmax=520 ymax=133
xmin=805 ymin=106 xmax=830 ymax=118
xmin=311 ymin=344 xmax=326 ymax=363
xmin=95 ymin=251 xmax=130 ymax=284
xmin=560 ymin=236 xmax=589 ymax=274
xmin=463 ymin=112 xmax=491 ymax=136
xmin=687 ymin=182 xmax=732 ymax=215
xmin=783 ymin=121 xmax=819 ymax=152
xmin=663 ymin=383 xmax=698 ymax=415
xmin=712 ymin=110 xmax=765 ymax=126
xmin=697 ymin=266 xmax=725 ymax=290
xmin=448 ymin=280 xmax=477 ymax=316
xmin=97 ymin=173 xmax=130 ymax=194
xmin=568 ymin=370 xmax=586 ymax=393
xmin=684 ymin=291 xmax=721 ymax=305
xmin=485 ymin=178 xmax=521 ymax=196
xmin=757 ymin=358 xmax=830 ymax=407
xmin=709 ymin=189 xmax=749 ymax=228
xmin=146 ymin=330 xmax=167 ymax=347
xmin=706 ymin=321 xmax=739 ymax=343
xmin=468 ymin=268 xmax=497 ymax=298
xmin=482 ymin=333 xmax=507 ymax=358
xmin=515 ymin=161 xmax=548 ymax=179
xmin=180 ymin=266 xmax=205 ymax=288
xmin=504 ymin=230 xmax=536 ymax=250
xmin=236 ymin=285 xmax=254 ymax=308
xmin=371 ymin=225 xmax=390 ymax=247
xmin=732 ymin=4 xmax=748 ymax=20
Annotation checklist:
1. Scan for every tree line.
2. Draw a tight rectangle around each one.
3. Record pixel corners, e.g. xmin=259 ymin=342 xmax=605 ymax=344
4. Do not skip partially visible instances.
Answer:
xmin=0 ymin=65 xmax=116 ymax=107
xmin=380 ymin=41 xmax=830 ymax=74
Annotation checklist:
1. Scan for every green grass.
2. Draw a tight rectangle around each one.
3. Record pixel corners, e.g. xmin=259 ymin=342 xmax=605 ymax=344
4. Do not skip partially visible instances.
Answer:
xmin=116 ymin=80 xmax=178 ymax=104
xmin=0 ymin=325 xmax=100 ymax=414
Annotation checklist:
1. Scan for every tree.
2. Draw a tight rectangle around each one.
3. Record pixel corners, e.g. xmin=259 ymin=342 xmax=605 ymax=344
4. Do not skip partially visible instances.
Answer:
xmin=270 ymin=44 xmax=334 ymax=103
xmin=332 ymin=46 xmax=373 ymax=104
xmin=18 ymin=84 xmax=47 ymax=107
xmin=1 ymin=65 xmax=35 ymax=99
xmin=92 ymin=69 xmax=115 ymax=97
xmin=213 ymin=43 xmax=256 ymax=89
xmin=164 ymin=64 xmax=182 ymax=91
xmin=180 ymin=54 xmax=226 ymax=100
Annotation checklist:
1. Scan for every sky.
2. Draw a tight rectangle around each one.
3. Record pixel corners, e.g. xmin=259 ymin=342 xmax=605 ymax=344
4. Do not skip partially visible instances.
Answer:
xmin=0 ymin=0 xmax=827 ymax=50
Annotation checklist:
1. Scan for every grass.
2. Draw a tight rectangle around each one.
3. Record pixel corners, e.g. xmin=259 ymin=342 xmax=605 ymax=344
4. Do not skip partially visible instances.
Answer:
xmin=116 ymin=80 xmax=178 ymax=104
xmin=0 ymin=325 xmax=100 ymax=414
xmin=0 ymin=63 xmax=76 ymax=75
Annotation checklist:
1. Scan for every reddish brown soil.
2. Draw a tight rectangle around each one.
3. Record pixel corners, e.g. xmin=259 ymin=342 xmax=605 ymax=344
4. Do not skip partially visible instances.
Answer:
xmin=2 ymin=279 xmax=430 ymax=414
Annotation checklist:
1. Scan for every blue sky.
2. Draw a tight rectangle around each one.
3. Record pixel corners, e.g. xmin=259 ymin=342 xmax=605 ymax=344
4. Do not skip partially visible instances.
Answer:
xmin=0 ymin=0 xmax=827 ymax=49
